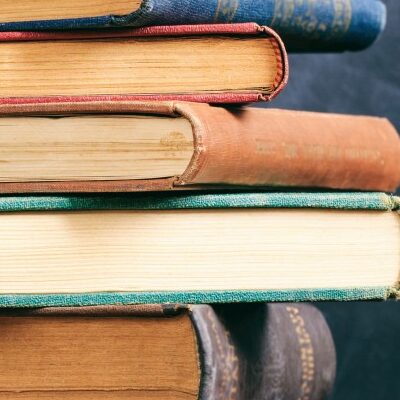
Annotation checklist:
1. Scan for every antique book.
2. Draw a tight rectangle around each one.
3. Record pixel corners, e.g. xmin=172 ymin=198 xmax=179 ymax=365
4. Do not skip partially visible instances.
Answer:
xmin=0 ymin=23 xmax=287 ymax=103
xmin=0 ymin=0 xmax=386 ymax=52
xmin=0 ymin=101 xmax=399 ymax=193
xmin=0 ymin=191 xmax=398 ymax=307
xmin=0 ymin=303 xmax=336 ymax=399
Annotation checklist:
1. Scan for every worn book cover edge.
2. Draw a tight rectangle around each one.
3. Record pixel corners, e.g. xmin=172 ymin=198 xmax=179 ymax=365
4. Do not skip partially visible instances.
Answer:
xmin=0 ymin=23 xmax=288 ymax=104
xmin=0 ymin=0 xmax=386 ymax=51
xmin=0 ymin=101 xmax=398 ymax=194
xmin=0 ymin=303 xmax=336 ymax=399
xmin=0 ymin=192 xmax=398 ymax=212
xmin=0 ymin=287 xmax=397 ymax=308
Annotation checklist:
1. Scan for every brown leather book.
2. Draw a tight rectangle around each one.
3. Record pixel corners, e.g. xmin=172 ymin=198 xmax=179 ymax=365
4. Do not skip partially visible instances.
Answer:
xmin=0 ymin=24 xmax=287 ymax=103
xmin=0 ymin=100 xmax=399 ymax=193
xmin=0 ymin=303 xmax=335 ymax=400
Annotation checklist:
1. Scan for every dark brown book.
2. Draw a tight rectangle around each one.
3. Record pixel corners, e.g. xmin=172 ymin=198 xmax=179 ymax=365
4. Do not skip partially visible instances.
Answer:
xmin=0 ymin=303 xmax=335 ymax=399
xmin=0 ymin=101 xmax=399 ymax=193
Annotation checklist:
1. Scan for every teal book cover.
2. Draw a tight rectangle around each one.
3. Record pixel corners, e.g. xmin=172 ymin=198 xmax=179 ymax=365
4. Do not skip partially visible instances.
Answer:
xmin=0 ymin=191 xmax=398 ymax=308
xmin=1 ymin=191 xmax=398 ymax=212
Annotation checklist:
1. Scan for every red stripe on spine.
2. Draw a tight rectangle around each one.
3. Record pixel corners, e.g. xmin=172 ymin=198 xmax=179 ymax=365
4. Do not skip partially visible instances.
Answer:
xmin=0 ymin=23 xmax=288 ymax=104
xmin=0 ymin=93 xmax=261 ymax=105
xmin=259 ymin=26 xmax=289 ymax=101
xmin=0 ymin=23 xmax=262 ymax=42
xmin=270 ymin=38 xmax=284 ymax=88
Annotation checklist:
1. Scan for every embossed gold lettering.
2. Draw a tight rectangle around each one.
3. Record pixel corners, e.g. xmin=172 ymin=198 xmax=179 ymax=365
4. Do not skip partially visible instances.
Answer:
xmin=214 ymin=0 xmax=239 ymax=23
xmin=286 ymin=306 xmax=315 ymax=400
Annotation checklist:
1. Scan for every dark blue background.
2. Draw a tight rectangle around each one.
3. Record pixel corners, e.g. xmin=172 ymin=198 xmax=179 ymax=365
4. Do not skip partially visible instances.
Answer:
xmin=261 ymin=1 xmax=399 ymax=398
xmin=263 ymin=0 xmax=399 ymax=131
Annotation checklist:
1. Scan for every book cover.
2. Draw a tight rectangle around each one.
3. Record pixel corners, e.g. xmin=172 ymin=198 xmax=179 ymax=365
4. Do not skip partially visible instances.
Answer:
xmin=0 ymin=0 xmax=386 ymax=52
xmin=1 ymin=191 xmax=398 ymax=212
xmin=0 ymin=191 xmax=398 ymax=307
xmin=0 ymin=101 xmax=398 ymax=193
xmin=0 ymin=23 xmax=288 ymax=104
xmin=0 ymin=303 xmax=336 ymax=400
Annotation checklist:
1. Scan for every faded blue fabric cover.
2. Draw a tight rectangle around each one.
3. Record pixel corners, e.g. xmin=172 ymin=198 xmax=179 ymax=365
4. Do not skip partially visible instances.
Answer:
xmin=0 ymin=0 xmax=386 ymax=51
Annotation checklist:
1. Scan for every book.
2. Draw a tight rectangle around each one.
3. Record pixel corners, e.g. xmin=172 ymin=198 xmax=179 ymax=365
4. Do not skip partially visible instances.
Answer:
xmin=0 ymin=0 xmax=386 ymax=52
xmin=0 ymin=303 xmax=336 ymax=400
xmin=0 ymin=101 xmax=398 ymax=193
xmin=0 ymin=191 xmax=398 ymax=307
xmin=0 ymin=23 xmax=287 ymax=103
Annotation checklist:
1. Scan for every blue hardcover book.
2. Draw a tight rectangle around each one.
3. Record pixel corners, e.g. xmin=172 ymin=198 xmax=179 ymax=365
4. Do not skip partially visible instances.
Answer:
xmin=0 ymin=191 xmax=398 ymax=308
xmin=0 ymin=0 xmax=386 ymax=51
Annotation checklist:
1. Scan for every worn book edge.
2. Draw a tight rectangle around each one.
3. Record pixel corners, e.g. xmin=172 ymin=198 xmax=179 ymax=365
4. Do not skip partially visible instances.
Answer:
xmin=0 ymin=102 xmax=399 ymax=194
xmin=0 ymin=192 xmax=398 ymax=212
xmin=0 ymin=303 xmax=336 ymax=399
xmin=0 ymin=0 xmax=386 ymax=52
xmin=0 ymin=287 xmax=396 ymax=308
xmin=0 ymin=23 xmax=288 ymax=104
xmin=0 ymin=192 xmax=397 ymax=307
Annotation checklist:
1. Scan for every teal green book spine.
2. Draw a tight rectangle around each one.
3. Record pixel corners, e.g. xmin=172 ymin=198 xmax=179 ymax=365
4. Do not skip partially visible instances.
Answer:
xmin=0 ymin=191 xmax=398 ymax=212
xmin=0 ymin=191 xmax=397 ymax=308
xmin=0 ymin=0 xmax=386 ymax=52
xmin=0 ymin=288 xmax=396 ymax=309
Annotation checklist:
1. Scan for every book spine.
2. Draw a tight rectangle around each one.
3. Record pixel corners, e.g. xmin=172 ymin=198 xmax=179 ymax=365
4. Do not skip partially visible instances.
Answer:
xmin=0 ymin=287 xmax=394 ymax=308
xmin=0 ymin=101 xmax=397 ymax=193
xmin=0 ymin=303 xmax=337 ymax=399
xmin=191 ymin=303 xmax=336 ymax=400
xmin=0 ymin=0 xmax=386 ymax=51
xmin=130 ymin=0 xmax=387 ymax=51
xmin=0 ymin=0 xmax=385 ymax=51
xmin=176 ymin=105 xmax=400 ymax=192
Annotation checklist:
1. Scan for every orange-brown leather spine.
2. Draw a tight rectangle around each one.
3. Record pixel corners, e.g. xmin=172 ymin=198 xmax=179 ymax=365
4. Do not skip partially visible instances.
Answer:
xmin=176 ymin=104 xmax=400 ymax=192
xmin=0 ymin=101 xmax=399 ymax=192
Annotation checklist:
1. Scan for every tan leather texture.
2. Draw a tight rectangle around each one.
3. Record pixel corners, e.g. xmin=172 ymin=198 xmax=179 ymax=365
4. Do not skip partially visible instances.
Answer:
xmin=0 ymin=101 xmax=399 ymax=192
xmin=177 ymin=104 xmax=400 ymax=192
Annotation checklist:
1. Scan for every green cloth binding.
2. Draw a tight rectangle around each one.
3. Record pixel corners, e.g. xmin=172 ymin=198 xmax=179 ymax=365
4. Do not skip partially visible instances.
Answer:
xmin=0 ymin=287 xmax=393 ymax=308
xmin=0 ymin=191 xmax=398 ymax=212
xmin=0 ymin=191 xmax=397 ymax=307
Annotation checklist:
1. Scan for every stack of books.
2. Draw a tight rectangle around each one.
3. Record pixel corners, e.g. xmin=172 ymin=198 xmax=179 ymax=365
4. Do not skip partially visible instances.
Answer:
xmin=0 ymin=0 xmax=397 ymax=399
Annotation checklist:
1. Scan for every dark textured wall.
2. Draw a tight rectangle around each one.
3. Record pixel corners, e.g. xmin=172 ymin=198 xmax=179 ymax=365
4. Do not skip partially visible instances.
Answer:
xmin=262 ymin=0 xmax=399 ymax=130
xmin=317 ymin=300 xmax=400 ymax=400
xmin=259 ymin=1 xmax=399 ymax=398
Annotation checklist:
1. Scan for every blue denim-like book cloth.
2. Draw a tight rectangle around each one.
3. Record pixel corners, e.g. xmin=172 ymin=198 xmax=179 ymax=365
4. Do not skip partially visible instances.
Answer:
xmin=0 ymin=191 xmax=398 ymax=307
xmin=0 ymin=0 xmax=386 ymax=51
